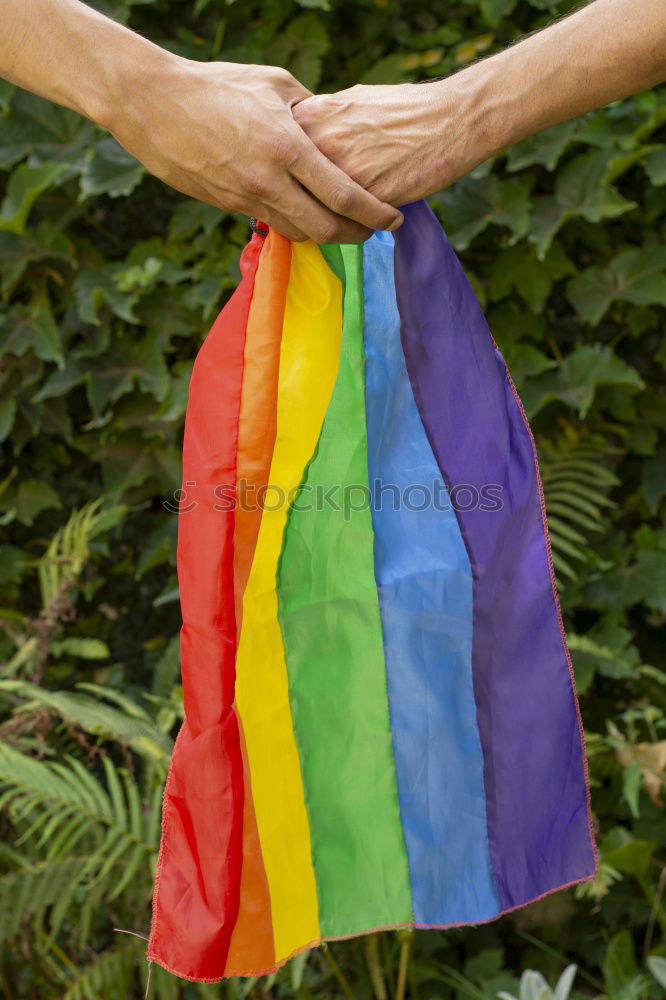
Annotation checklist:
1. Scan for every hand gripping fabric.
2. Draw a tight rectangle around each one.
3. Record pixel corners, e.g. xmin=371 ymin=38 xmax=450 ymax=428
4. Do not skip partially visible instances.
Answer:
xmin=147 ymin=201 xmax=599 ymax=983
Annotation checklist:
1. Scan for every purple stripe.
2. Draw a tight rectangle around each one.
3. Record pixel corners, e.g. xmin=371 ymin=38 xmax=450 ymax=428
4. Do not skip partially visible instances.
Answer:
xmin=393 ymin=200 xmax=597 ymax=909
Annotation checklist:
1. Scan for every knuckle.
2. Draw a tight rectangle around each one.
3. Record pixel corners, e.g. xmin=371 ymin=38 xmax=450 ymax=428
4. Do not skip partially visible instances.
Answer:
xmin=327 ymin=184 xmax=355 ymax=215
xmin=269 ymin=129 xmax=300 ymax=168
xmin=243 ymin=171 xmax=269 ymax=198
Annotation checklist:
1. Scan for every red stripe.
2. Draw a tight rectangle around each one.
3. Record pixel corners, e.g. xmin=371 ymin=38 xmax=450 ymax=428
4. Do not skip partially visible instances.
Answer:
xmin=148 ymin=236 xmax=263 ymax=981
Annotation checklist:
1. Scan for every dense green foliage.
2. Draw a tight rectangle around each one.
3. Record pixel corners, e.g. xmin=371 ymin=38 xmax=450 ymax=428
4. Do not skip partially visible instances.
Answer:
xmin=0 ymin=0 xmax=665 ymax=997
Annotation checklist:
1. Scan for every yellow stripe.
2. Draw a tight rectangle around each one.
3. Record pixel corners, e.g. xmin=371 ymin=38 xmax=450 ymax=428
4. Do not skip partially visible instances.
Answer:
xmin=235 ymin=241 xmax=343 ymax=962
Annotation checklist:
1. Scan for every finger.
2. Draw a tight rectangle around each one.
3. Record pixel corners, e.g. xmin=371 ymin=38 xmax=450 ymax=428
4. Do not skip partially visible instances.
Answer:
xmin=289 ymin=128 xmax=404 ymax=233
xmin=266 ymin=174 xmax=374 ymax=245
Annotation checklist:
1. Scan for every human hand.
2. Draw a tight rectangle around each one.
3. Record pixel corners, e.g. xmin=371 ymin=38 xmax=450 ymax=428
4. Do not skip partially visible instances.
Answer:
xmin=106 ymin=59 xmax=403 ymax=243
xmin=293 ymin=80 xmax=492 ymax=208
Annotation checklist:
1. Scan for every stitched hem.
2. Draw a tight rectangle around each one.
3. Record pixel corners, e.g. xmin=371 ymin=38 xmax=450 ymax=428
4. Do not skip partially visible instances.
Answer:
xmin=145 ymin=866 xmax=598 ymax=983
xmin=498 ymin=346 xmax=600 ymax=877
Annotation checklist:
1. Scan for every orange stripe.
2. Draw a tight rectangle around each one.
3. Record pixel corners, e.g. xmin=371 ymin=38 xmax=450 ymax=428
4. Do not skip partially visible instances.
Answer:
xmin=225 ymin=230 xmax=291 ymax=974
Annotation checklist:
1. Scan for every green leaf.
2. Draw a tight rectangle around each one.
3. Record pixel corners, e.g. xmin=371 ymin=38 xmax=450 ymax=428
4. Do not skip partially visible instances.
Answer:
xmin=0 ymin=545 xmax=27 ymax=584
xmin=529 ymin=150 xmax=637 ymax=257
xmin=32 ymin=359 xmax=87 ymax=402
xmin=602 ymin=931 xmax=642 ymax=998
xmin=502 ymin=344 xmax=557 ymax=383
xmin=360 ymin=54 xmax=415 ymax=85
xmin=602 ymin=830 xmax=657 ymax=877
xmin=87 ymin=332 xmax=170 ymax=412
xmin=52 ymin=638 xmax=111 ymax=660
xmin=642 ymin=449 xmax=666 ymax=514
xmin=433 ymin=174 xmax=531 ymax=249
xmin=480 ymin=0 xmax=517 ymax=26
xmin=522 ymin=344 xmax=644 ymax=418
xmin=567 ymin=247 xmax=666 ymax=325
xmin=265 ymin=13 xmax=330 ymax=91
xmin=0 ymin=163 xmax=68 ymax=235
xmin=647 ymin=957 xmax=666 ymax=991
xmin=0 ymin=395 xmax=16 ymax=442
xmin=0 ymin=298 xmax=65 ymax=368
xmin=73 ymin=265 xmax=140 ymax=325
xmin=622 ymin=758 xmax=642 ymax=818
xmin=644 ymin=146 xmax=666 ymax=185
xmin=590 ymin=551 xmax=666 ymax=614
xmin=489 ymin=240 xmax=574 ymax=311
xmin=0 ymin=80 xmax=14 ymax=111
xmin=79 ymin=137 xmax=145 ymax=200
xmin=0 ymin=226 xmax=73 ymax=300
xmin=505 ymin=120 xmax=580 ymax=173
xmin=13 ymin=480 xmax=61 ymax=526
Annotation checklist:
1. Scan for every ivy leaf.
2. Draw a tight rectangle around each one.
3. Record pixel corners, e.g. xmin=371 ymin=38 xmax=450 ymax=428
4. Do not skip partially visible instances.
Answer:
xmin=501 ymin=344 xmax=556 ymax=383
xmin=567 ymin=247 xmax=666 ymax=325
xmin=642 ymin=449 xmax=666 ymax=514
xmin=0 ymin=229 xmax=73 ymax=300
xmin=644 ymin=146 xmax=666 ymax=185
xmin=489 ymin=240 xmax=574 ymax=311
xmin=0 ymin=545 xmax=26 ymax=584
xmin=0 ymin=80 xmax=14 ymax=111
xmin=265 ymin=14 xmax=330 ymax=91
xmin=433 ymin=174 xmax=531 ymax=250
xmin=12 ymin=479 xmax=61 ymax=526
xmin=521 ymin=344 xmax=644 ymax=418
xmin=480 ymin=0 xmax=517 ymax=27
xmin=152 ymin=361 xmax=193 ymax=422
xmin=32 ymin=359 xmax=88 ymax=402
xmin=505 ymin=120 xmax=580 ymax=173
xmin=95 ymin=438 xmax=181 ymax=498
xmin=589 ymin=552 xmax=666 ymax=614
xmin=0 ymin=396 xmax=16 ymax=443
xmin=360 ymin=54 xmax=414 ymax=85
xmin=0 ymin=163 xmax=68 ymax=235
xmin=529 ymin=150 xmax=637 ymax=257
xmin=73 ymin=265 xmax=140 ymax=325
xmin=602 ymin=830 xmax=656 ymax=877
xmin=79 ymin=137 xmax=145 ymax=200
xmin=87 ymin=333 xmax=170 ymax=412
xmin=0 ymin=298 xmax=65 ymax=368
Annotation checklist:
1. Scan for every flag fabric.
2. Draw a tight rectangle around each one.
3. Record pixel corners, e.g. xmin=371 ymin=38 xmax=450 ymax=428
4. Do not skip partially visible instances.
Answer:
xmin=147 ymin=200 xmax=598 ymax=983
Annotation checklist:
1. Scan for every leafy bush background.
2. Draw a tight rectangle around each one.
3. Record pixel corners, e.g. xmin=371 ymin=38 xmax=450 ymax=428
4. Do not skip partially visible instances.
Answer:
xmin=0 ymin=0 xmax=665 ymax=997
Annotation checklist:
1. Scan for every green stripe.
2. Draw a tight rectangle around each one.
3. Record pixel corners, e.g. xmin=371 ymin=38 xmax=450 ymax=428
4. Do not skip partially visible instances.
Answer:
xmin=276 ymin=244 xmax=413 ymax=937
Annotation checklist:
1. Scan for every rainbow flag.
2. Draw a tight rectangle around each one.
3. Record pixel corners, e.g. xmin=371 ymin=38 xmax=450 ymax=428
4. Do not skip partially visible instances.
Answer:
xmin=147 ymin=200 xmax=598 ymax=983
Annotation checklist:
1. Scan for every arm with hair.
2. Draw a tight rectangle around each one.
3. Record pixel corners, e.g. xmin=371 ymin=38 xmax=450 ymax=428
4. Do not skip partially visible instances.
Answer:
xmin=294 ymin=0 xmax=666 ymax=205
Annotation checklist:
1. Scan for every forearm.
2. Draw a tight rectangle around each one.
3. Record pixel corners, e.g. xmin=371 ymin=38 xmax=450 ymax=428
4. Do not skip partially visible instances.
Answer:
xmin=0 ymin=0 xmax=174 ymax=132
xmin=450 ymin=0 xmax=666 ymax=159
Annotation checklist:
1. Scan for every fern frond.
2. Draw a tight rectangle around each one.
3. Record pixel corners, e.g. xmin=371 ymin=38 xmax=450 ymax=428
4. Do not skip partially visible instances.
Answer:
xmin=38 ymin=499 xmax=127 ymax=607
xmin=0 ymin=679 xmax=172 ymax=762
xmin=538 ymin=434 xmax=619 ymax=587
xmin=0 ymin=858 xmax=82 ymax=943
xmin=0 ymin=743 xmax=156 ymax=867
xmin=58 ymin=937 xmax=141 ymax=1000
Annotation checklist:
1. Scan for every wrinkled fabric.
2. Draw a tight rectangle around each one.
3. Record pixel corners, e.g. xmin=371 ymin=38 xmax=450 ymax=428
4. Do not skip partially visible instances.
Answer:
xmin=394 ymin=200 xmax=598 ymax=909
xmin=148 ymin=205 xmax=598 ymax=984
xmin=363 ymin=231 xmax=499 ymax=924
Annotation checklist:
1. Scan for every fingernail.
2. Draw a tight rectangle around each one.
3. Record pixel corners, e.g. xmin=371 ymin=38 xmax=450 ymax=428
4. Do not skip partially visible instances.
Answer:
xmin=388 ymin=214 xmax=404 ymax=232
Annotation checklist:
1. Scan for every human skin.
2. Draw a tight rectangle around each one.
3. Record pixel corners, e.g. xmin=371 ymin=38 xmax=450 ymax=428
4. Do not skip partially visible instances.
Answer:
xmin=0 ymin=0 xmax=403 ymax=243
xmin=294 ymin=0 xmax=666 ymax=207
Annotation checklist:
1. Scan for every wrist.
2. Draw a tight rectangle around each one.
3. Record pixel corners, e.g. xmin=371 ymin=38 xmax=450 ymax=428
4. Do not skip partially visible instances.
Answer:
xmin=91 ymin=35 xmax=184 ymax=137
xmin=424 ymin=61 xmax=513 ymax=188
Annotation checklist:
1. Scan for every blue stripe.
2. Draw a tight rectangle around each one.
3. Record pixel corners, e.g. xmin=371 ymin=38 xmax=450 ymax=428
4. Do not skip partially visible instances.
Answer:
xmin=361 ymin=231 xmax=501 ymax=924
